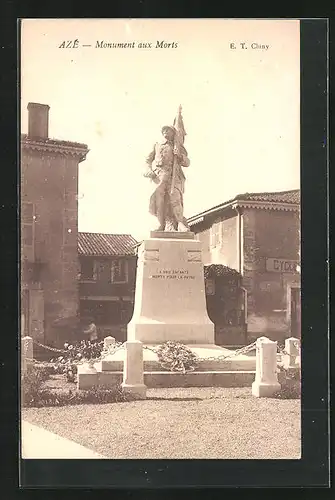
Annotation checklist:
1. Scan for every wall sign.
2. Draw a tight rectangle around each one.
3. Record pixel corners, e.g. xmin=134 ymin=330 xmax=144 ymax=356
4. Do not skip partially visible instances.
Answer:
xmin=266 ymin=258 xmax=298 ymax=273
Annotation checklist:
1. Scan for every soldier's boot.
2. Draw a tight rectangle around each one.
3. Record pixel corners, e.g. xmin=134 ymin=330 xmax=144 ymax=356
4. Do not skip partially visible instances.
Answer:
xmin=177 ymin=218 xmax=190 ymax=232
xmin=173 ymin=205 xmax=190 ymax=232
xmin=153 ymin=205 xmax=166 ymax=231
xmin=165 ymin=217 xmax=178 ymax=232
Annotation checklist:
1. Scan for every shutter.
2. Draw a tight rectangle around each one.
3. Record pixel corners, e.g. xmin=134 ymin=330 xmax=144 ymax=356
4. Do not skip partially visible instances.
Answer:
xmin=22 ymin=202 xmax=35 ymax=261
xmin=29 ymin=288 xmax=44 ymax=339
xmin=210 ymin=221 xmax=221 ymax=248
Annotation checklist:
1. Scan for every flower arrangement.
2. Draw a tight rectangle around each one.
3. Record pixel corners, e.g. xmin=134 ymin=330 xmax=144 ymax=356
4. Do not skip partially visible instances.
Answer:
xmin=156 ymin=341 xmax=199 ymax=373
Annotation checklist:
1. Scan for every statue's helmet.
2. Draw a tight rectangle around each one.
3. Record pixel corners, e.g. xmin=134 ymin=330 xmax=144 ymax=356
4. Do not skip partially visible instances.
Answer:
xmin=161 ymin=125 xmax=176 ymax=135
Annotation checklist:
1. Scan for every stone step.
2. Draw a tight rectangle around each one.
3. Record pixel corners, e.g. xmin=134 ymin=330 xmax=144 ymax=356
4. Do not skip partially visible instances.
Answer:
xmin=100 ymin=358 xmax=256 ymax=372
xmin=96 ymin=370 xmax=256 ymax=388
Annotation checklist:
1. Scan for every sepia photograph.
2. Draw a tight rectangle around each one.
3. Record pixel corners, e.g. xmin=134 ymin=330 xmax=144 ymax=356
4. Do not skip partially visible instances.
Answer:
xmin=20 ymin=18 xmax=302 ymax=462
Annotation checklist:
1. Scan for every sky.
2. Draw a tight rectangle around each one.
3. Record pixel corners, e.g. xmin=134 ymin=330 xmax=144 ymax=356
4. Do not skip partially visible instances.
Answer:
xmin=21 ymin=19 xmax=300 ymax=241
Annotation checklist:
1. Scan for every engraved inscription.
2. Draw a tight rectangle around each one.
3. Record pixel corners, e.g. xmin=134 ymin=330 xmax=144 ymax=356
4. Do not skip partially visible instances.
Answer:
xmin=149 ymin=269 xmax=196 ymax=280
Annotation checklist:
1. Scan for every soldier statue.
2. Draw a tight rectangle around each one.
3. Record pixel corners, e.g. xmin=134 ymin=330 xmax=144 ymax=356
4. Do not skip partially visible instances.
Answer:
xmin=144 ymin=107 xmax=190 ymax=232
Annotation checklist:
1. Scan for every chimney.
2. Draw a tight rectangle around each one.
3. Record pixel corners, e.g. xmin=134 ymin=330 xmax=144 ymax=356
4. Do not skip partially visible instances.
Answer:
xmin=27 ymin=102 xmax=50 ymax=139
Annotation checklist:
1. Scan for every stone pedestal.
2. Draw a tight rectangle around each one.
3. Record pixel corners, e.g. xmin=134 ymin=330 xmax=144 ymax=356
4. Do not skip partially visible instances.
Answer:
xmin=121 ymin=340 xmax=146 ymax=398
xmin=104 ymin=336 xmax=116 ymax=350
xmin=283 ymin=337 xmax=300 ymax=370
xmin=252 ymin=337 xmax=281 ymax=397
xmin=21 ymin=336 xmax=33 ymax=374
xmin=77 ymin=362 xmax=98 ymax=390
xmin=128 ymin=232 xmax=214 ymax=344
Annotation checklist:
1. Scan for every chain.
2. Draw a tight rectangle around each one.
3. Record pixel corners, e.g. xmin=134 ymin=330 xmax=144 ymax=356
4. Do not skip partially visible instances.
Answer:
xmin=23 ymin=342 xmax=126 ymax=372
xmin=143 ymin=345 xmax=159 ymax=354
xmin=277 ymin=346 xmax=301 ymax=357
xmin=142 ymin=341 xmax=258 ymax=370
xmin=32 ymin=340 xmax=68 ymax=353
xmin=27 ymin=340 xmax=299 ymax=374
xmin=196 ymin=341 xmax=257 ymax=363
xmin=66 ymin=342 xmax=126 ymax=364
xmin=91 ymin=343 xmax=125 ymax=363
xmin=233 ymin=341 xmax=258 ymax=357
xmin=277 ymin=346 xmax=290 ymax=356
xmin=28 ymin=340 xmax=125 ymax=365
xmin=24 ymin=357 xmax=44 ymax=363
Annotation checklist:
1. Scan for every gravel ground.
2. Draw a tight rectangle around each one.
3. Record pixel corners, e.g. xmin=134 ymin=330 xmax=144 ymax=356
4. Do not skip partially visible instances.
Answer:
xmin=22 ymin=387 xmax=301 ymax=459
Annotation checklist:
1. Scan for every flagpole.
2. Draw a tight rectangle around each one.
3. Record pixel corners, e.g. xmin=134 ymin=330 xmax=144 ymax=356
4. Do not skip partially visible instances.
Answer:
xmin=170 ymin=105 xmax=182 ymax=195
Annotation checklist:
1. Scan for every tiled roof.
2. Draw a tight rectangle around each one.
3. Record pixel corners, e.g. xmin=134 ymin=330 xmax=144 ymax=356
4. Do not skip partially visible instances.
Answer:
xmin=78 ymin=232 xmax=138 ymax=256
xmin=235 ymin=189 xmax=300 ymax=204
xmin=188 ymin=189 xmax=300 ymax=224
xmin=21 ymin=134 xmax=89 ymax=161
xmin=21 ymin=133 xmax=88 ymax=149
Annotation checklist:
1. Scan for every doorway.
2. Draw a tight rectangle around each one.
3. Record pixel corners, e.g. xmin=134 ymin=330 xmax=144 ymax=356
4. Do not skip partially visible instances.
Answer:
xmin=290 ymin=286 xmax=301 ymax=338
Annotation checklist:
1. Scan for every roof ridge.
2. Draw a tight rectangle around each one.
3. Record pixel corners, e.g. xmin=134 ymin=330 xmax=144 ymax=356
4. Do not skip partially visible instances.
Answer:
xmin=237 ymin=188 xmax=299 ymax=197
xmin=188 ymin=188 xmax=300 ymax=222
xmin=21 ymin=133 xmax=88 ymax=149
xmin=78 ymin=232 xmax=138 ymax=256
xmin=79 ymin=231 xmax=136 ymax=236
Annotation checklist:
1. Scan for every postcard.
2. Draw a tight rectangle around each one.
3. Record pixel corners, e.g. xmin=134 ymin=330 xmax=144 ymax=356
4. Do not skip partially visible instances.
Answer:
xmin=20 ymin=18 xmax=302 ymax=465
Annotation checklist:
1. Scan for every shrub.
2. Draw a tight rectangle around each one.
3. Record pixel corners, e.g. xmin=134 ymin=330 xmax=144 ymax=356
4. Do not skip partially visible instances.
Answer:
xmin=33 ymin=364 xmax=52 ymax=381
xmin=156 ymin=341 xmax=199 ymax=373
xmin=22 ymin=384 xmax=133 ymax=407
xmin=65 ymin=340 xmax=105 ymax=361
xmin=49 ymin=339 xmax=112 ymax=382
xmin=50 ymin=339 xmax=122 ymax=365
xmin=21 ymin=364 xmax=49 ymax=407
xmin=275 ymin=365 xmax=301 ymax=399
xmin=51 ymin=358 xmax=78 ymax=377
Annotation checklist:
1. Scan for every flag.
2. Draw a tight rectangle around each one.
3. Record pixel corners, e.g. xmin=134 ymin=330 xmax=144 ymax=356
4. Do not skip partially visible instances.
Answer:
xmin=170 ymin=105 xmax=186 ymax=194
xmin=173 ymin=104 xmax=186 ymax=147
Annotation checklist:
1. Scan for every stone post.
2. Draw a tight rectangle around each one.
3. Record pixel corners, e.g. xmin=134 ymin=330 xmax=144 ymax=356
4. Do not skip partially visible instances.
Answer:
xmin=77 ymin=362 xmax=98 ymax=390
xmin=283 ymin=337 xmax=300 ymax=370
xmin=121 ymin=340 xmax=146 ymax=399
xmin=21 ymin=336 xmax=33 ymax=374
xmin=104 ymin=336 xmax=116 ymax=351
xmin=252 ymin=336 xmax=281 ymax=397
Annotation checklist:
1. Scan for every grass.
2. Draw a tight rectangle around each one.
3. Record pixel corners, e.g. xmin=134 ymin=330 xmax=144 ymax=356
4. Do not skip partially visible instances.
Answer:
xmin=22 ymin=385 xmax=301 ymax=459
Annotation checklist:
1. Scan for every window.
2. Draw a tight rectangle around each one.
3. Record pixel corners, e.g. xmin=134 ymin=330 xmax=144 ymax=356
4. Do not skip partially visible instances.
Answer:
xmin=22 ymin=225 xmax=33 ymax=246
xmin=79 ymin=259 xmax=97 ymax=281
xmin=111 ymin=259 xmax=128 ymax=284
xmin=22 ymin=202 xmax=34 ymax=224
xmin=210 ymin=221 xmax=221 ymax=248
xmin=22 ymin=202 xmax=35 ymax=258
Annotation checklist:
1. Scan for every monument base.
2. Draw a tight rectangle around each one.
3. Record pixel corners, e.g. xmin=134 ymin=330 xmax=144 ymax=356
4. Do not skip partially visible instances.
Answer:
xmin=251 ymin=380 xmax=281 ymax=398
xmin=100 ymin=344 xmax=256 ymax=372
xmin=77 ymin=344 xmax=256 ymax=389
xmin=77 ymin=231 xmax=260 ymax=390
xmin=128 ymin=232 xmax=215 ymax=345
xmin=121 ymin=383 xmax=147 ymax=399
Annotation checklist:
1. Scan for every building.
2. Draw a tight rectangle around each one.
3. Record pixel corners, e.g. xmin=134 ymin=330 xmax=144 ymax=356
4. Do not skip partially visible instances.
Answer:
xmin=21 ymin=103 xmax=300 ymax=347
xmin=188 ymin=190 xmax=301 ymax=343
xmin=21 ymin=103 xmax=89 ymax=347
xmin=78 ymin=232 xmax=138 ymax=341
